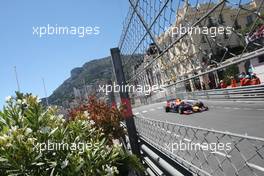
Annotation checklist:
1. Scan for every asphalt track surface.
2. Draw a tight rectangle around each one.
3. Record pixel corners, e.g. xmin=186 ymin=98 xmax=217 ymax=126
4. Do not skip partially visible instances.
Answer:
xmin=133 ymin=100 xmax=264 ymax=138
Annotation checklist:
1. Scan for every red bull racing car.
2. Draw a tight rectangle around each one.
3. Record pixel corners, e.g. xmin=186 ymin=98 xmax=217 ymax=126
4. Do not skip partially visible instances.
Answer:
xmin=165 ymin=98 xmax=209 ymax=115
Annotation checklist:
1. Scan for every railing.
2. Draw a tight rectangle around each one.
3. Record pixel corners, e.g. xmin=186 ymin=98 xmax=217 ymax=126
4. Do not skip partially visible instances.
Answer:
xmin=134 ymin=116 xmax=264 ymax=176
xmin=131 ymin=84 xmax=264 ymax=107
xmin=166 ymin=84 xmax=264 ymax=101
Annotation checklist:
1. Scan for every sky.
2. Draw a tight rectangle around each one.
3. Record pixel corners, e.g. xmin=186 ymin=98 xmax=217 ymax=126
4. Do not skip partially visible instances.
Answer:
xmin=0 ymin=0 xmax=129 ymax=108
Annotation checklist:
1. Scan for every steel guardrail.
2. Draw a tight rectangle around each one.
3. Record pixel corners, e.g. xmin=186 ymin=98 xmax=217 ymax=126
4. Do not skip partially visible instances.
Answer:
xmin=164 ymin=84 xmax=264 ymax=101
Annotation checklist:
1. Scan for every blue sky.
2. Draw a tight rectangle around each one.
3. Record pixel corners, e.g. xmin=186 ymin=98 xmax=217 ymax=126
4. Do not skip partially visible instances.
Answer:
xmin=0 ymin=0 xmax=129 ymax=108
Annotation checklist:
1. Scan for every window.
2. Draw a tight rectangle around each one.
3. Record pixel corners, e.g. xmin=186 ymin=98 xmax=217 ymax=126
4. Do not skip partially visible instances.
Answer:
xmin=246 ymin=15 xmax=253 ymax=26
xmin=259 ymin=55 xmax=264 ymax=63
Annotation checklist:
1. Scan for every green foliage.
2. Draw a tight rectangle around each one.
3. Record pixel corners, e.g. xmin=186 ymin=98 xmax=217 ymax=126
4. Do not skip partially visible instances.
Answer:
xmin=238 ymin=13 xmax=264 ymax=35
xmin=0 ymin=92 xmax=143 ymax=176
xmin=222 ymin=65 xmax=239 ymax=85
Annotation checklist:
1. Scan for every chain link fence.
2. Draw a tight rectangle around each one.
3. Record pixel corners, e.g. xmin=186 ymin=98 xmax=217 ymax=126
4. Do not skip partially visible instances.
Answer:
xmin=134 ymin=116 xmax=264 ymax=176
xmin=119 ymin=0 xmax=264 ymax=102
xmin=116 ymin=1 xmax=264 ymax=175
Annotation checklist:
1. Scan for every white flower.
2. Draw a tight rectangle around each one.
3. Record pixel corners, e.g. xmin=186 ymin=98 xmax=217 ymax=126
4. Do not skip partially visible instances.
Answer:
xmin=27 ymin=137 xmax=36 ymax=143
xmin=6 ymin=143 xmax=12 ymax=147
xmin=104 ymin=165 xmax=119 ymax=175
xmin=90 ymin=120 xmax=95 ymax=125
xmin=81 ymin=120 xmax=88 ymax=126
xmin=17 ymin=99 xmax=22 ymax=104
xmin=36 ymin=97 xmax=41 ymax=103
xmin=57 ymin=114 xmax=64 ymax=120
xmin=112 ymin=166 xmax=119 ymax=174
xmin=25 ymin=128 xmax=33 ymax=135
xmin=0 ymin=135 xmax=8 ymax=143
xmin=84 ymin=111 xmax=90 ymax=118
xmin=5 ymin=96 xmax=12 ymax=102
xmin=22 ymin=99 xmax=27 ymax=105
xmin=61 ymin=159 xmax=69 ymax=169
xmin=10 ymin=126 xmax=18 ymax=132
xmin=49 ymin=115 xmax=55 ymax=120
xmin=16 ymin=134 xmax=23 ymax=141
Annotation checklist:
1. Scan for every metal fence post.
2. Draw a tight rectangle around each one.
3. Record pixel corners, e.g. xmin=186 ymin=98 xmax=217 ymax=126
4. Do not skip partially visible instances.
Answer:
xmin=107 ymin=80 xmax=117 ymax=108
xmin=110 ymin=47 xmax=141 ymax=156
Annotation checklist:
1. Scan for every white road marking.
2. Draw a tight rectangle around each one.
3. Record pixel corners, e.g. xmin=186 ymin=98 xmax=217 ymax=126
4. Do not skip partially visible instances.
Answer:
xmin=149 ymin=108 xmax=155 ymax=111
xmin=142 ymin=110 xmax=148 ymax=113
xmin=211 ymin=151 xmax=231 ymax=158
xmin=210 ymin=106 xmax=260 ymax=111
xmin=243 ymin=108 xmax=252 ymax=110
xmin=247 ymin=162 xmax=264 ymax=172
xmin=232 ymin=107 xmax=240 ymax=110
xmin=134 ymin=112 xmax=139 ymax=115
xmin=210 ymin=106 xmax=258 ymax=111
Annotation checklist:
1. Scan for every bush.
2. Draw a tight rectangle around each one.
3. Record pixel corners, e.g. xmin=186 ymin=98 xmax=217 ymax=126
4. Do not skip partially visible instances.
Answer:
xmin=222 ymin=65 xmax=239 ymax=85
xmin=0 ymin=92 xmax=143 ymax=175
xmin=68 ymin=96 xmax=126 ymax=141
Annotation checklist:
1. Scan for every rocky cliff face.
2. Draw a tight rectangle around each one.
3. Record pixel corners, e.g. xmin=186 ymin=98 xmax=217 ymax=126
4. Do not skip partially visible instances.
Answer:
xmin=47 ymin=56 xmax=113 ymax=106
xmin=45 ymin=54 xmax=143 ymax=107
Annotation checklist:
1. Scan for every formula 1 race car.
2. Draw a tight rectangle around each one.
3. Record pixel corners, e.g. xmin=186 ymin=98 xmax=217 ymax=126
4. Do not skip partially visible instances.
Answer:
xmin=165 ymin=98 xmax=208 ymax=114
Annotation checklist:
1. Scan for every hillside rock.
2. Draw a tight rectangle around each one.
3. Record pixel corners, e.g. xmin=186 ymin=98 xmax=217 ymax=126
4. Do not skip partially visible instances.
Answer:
xmin=47 ymin=56 xmax=112 ymax=106
xmin=45 ymin=54 xmax=143 ymax=107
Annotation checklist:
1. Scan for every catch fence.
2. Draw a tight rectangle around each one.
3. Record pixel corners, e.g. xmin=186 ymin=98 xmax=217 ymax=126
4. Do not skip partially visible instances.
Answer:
xmin=115 ymin=0 xmax=264 ymax=175
xmin=119 ymin=0 xmax=264 ymax=93
xmin=134 ymin=116 xmax=264 ymax=176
